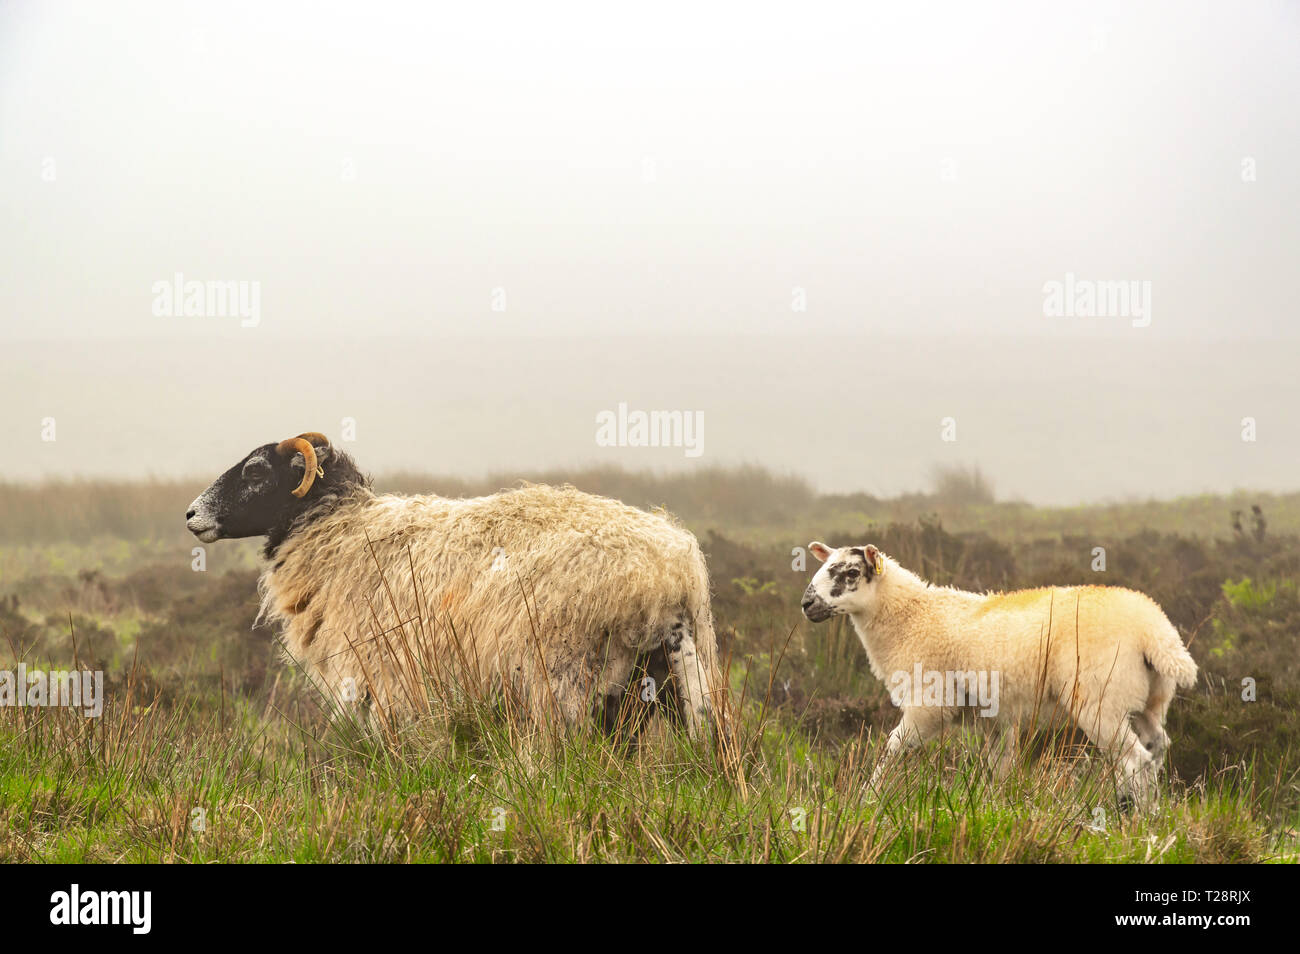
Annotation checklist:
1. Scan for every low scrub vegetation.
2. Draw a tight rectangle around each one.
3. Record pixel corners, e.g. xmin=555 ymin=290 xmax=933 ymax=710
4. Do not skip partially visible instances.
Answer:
xmin=0 ymin=469 xmax=1295 ymax=862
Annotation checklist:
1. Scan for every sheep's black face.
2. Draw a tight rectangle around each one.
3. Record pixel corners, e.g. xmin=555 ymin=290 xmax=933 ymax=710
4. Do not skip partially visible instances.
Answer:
xmin=186 ymin=443 xmax=318 ymax=542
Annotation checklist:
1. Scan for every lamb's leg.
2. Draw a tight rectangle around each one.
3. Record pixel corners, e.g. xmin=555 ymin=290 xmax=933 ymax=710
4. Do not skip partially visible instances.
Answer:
xmin=869 ymin=707 xmax=942 ymax=788
xmin=1118 ymin=736 xmax=1158 ymax=812
xmin=1076 ymin=702 xmax=1157 ymax=811
xmin=1133 ymin=670 xmax=1175 ymax=762
xmin=984 ymin=722 xmax=1020 ymax=783
xmin=1131 ymin=710 xmax=1168 ymax=760
xmin=663 ymin=620 xmax=709 ymax=737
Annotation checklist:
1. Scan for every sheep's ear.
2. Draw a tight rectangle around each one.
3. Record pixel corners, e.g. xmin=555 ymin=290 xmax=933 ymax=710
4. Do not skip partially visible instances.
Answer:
xmin=289 ymin=443 xmax=332 ymax=473
xmin=809 ymin=541 xmax=833 ymax=563
xmin=864 ymin=544 xmax=886 ymax=577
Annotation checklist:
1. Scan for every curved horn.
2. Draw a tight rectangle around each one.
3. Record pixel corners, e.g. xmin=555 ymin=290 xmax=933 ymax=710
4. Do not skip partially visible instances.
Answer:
xmin=275 ymin=437 xmax=318 ymax=498
xmin=293 ymin=432 xmax=331 ymax=448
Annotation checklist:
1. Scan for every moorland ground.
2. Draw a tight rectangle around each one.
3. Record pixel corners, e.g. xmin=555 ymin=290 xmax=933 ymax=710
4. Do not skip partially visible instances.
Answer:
xmin=1 ymin=466 xmax=1297 ymax=862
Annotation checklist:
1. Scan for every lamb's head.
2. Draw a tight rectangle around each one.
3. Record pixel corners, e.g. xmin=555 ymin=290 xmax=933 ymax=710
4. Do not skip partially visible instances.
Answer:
xmin=800 ymin=541 xmax=887 ymax=622
xmin=185 ymin=432 xmax=353 ymax=544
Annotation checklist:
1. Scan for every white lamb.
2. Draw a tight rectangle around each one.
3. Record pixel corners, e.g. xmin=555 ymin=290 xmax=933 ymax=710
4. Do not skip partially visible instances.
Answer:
xmin=800 ymin=542 xmax=1197 ymax=805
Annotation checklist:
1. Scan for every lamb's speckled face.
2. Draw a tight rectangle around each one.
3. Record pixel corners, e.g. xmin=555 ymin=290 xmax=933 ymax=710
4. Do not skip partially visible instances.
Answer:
xmin=800 ymin=542 xmax=883 ymax=622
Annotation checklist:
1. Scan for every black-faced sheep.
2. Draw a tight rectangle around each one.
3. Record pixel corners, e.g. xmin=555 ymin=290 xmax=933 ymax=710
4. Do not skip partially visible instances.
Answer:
xmin=186 ymin=433 xmax=721 ymax=735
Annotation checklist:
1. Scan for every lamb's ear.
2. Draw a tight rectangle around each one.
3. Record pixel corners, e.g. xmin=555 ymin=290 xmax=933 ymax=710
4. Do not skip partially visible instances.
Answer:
xmin=809 ymin=541 xmax=833 ymax=563
xmin=863 ymin=544 xmax=886 ymax=577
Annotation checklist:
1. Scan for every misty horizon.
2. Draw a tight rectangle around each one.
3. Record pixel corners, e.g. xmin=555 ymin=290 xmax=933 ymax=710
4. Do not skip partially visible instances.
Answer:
xmin=2 ymin=332 xmax=1294 ymax=506
xmin=2 ymin=1 xmax=1297 ymax=505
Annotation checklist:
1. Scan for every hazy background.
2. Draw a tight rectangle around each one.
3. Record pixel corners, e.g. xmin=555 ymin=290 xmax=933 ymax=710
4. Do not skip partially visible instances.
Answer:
xmin=1 ymin=0 xmax=1296 ymax=502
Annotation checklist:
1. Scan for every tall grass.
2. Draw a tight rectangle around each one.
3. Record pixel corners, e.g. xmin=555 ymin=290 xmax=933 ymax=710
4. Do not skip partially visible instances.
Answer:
xmin=0 ymin=560 xmax=1292 ymax=865
xmin=1 ymin=471 xmax=1297 ymax=862
xmin=0 ymin=662 xmax=1286 ymax=863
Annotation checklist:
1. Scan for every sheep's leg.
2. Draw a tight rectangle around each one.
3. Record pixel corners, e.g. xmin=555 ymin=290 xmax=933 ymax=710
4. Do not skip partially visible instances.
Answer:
xmin=593 ymin=647 xmax=639 ymax=735
xmin=538 ymin=643 xmax=641 ymax=734
xmin=1076 ymin=702 xmax=1157 ymax=811
xmin=542 ymin=680 xmax=589 ymax=730
xmin=869 ymin=707 xmax=942 ymax=788
xmin=984 ymin=722 xmax=1020 ymax=782
xmin=663 ymin=620 xmax=709 ymax=737
xmin=1117 ymin=737 xmax=1158 ymax=811
xmin=1131 ymin=710 xmax=1169 ymax=761
xmin=1133 ymin=670 xmax=1175 ymax=762
xmin=1129 ymin=704 xmax=1169 ymax=806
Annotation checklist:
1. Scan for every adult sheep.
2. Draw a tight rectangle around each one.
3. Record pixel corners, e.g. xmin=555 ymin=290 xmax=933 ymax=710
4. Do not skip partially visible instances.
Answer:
xmin=799 ymin=542 xmax=1197 ymax=805
xmin=185 ymin=432 xmax=721 ymax=736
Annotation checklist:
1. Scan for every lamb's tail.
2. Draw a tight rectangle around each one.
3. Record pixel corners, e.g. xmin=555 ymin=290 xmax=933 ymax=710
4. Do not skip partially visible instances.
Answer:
xmin=1143 ymin=618 xmax=1198 ymax=689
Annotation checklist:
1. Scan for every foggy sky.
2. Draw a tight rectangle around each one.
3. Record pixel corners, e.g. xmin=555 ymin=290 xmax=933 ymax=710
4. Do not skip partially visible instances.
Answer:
xmin=1 ymin=1 xmax=1297 ymax=501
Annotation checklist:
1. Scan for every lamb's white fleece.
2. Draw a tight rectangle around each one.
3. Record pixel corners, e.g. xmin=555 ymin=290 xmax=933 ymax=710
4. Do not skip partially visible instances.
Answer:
xmin=801 ymin=543 xmax=1196 ymax=800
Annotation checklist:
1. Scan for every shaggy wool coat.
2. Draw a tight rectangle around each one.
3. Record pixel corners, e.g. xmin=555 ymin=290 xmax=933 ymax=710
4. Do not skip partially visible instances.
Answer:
xmin=259 ymin=483 xmax=720 ymax=731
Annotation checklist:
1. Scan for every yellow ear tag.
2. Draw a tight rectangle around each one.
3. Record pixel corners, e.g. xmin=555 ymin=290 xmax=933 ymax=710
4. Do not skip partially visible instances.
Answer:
xmin=874 ymin=554 xmax=885 ymax=576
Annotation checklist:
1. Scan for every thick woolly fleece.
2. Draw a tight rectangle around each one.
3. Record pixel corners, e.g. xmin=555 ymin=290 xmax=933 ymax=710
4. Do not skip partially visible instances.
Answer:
xmin=259 ymin=483 xmax=720 ymax=731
